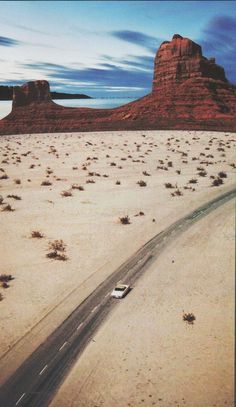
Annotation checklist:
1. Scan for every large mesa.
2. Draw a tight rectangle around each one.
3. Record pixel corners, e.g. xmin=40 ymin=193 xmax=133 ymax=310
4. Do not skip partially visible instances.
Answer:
xmin=152 ymin=34 xmax=227 ymax=89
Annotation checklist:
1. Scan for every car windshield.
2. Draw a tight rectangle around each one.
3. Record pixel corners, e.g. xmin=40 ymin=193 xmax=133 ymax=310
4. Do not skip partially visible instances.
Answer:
xmin=115 ymin=286 xmax=126 ymax=291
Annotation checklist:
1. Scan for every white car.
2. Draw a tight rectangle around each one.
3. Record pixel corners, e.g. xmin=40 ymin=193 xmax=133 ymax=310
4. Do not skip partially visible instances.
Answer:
xmin=111 ymin=283 xmax=130 ymax=299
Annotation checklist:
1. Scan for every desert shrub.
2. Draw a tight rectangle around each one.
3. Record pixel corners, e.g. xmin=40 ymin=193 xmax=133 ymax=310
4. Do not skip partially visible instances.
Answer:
xmin=134 ymin=211 xmax=145 ymax=217
xmin=189 ymin=178 xmax=198 ymax=184
xmin=31 ymin=230 xmax=44 ymax=238
xmin=14 ymin=178 xmax=21 ymax=184
xmin=183 ymin=312 xmax=196 ymax=324
xmin=119 ymin=216 xmax=130 ymax=225
xmin=0 ymin=274 xmax=13 ymax=282
xmin=143 ymin=170 xmax=150 ymax=176
xmin=167 ymin=161 xmax=173 ymax=167
xmin=49 ymin=239 xmax=66 ymax=252
xmin=71 ymin=184 xmax=84 ymax=191
xmin=46 ymin=251 xmax=68 ymax=261
xmin=198 ymin=171 xmax=207 ymax=177
xmin=61 ymin=190 xmax=72 ymax=197
xmin=110 ymin=162 xmax=116 ymax=166
xmin=0 ymin=195 xmax=4 ymax=205
xmin=2 ymin=204 xmax=14 ymax=211
xmin=218 ymin=171 xmax=227 ymax=178
xmin=86 ymin=179 xmax=95 ymax=184
xmin=212 ymin=177 xmax=223 ymax=187
xmin=137 ymin=180 xmax=147 ymax=187
xmin=116 ymin=180 xmax=121 ymax=185
xmin=41 ymin=180 xmax=52 ymax=186
xmin=0 ymin=281 xmax=9 ymax=289
xmin=0 ymin=174 xmax=8 ymax=180
xmin=165 ymin=183 xmax=174 ymax=189
xmin=175 ymin=189 xmax=183 ymax=196
xmin=176 ymin=170 xmax=181 ymax=174
xmin=7 ymin=194 xmax=22 ymax=200
xmin=0 ymin=293 xmax=3 ymax=301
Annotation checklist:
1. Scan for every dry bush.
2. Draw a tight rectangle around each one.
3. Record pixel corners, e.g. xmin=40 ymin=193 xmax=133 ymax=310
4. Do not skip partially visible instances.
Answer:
xmin=143 ymin=170 xmax=150 ymax=176
xmin=0 ymin=293 xmax=3 ymax=301
xmin=110 ymin=162 xmax=116 ymax=166
xmin=212 ymin=177 xmax=223 ymax=187
xmin=71 ymin=184 xmax=84 ymax=191
xmin=134 ymin=211 xmax=145 ymax=217
xmin=46 ymin=251 xmax=68 ymax=261
xmin=31 ymin=230 xmax=44 ymax=238
xmin=198 ymin=170 xmax=207 ymax=177
xmin=41 ymin=180 xmax=52 ymax=186
xmin=0 ymin=174 xmax=8 ymax=180
xmin=188 ymin=178 xmax=198 ymax=184
xmin=119 ymin=216 xmax=130 ymax=225
xmin=116 ymin=180 xmax=121 ymax=185
xmin=7 ymin=194 xmax=22 ymax=200
xmin=0 ymin=274 xmax=13 ymax=282
xmin=14 ymin=178 xmax=21 ymax=184
xmin=86 ymin=179 xmax=95 ymax=184
xmin=1 ymin=281 xmax=9 ymax=289
xmin=176 ymin=170 xmax=181 ymax=174
xmin=61 ymin=190 xmax=72 ymax=197
xmin=183 ymin=312 xmax=196 ymax=324
xmin=137 ymin=180 xmax=147 ymax=187
xmin=167 ymin=161 xmax=173 ymax=167
xmin=49 ymin=239 xmax=66 ymax=252
xmin=2 ymin=204 xmax=14 ymax=212
xmin=165 ymin=182 xmax=174 ymax=189
xmin=175 ymin=189 xmax=183 ymax=196
xmin=0 ymin=195 xmax=4 ymax=205
xmin=218 ymin=171 xmax=227 ymax=178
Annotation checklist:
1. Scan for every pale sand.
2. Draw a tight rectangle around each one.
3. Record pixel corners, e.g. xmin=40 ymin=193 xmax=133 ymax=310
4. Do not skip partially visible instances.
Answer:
xmin=0 ymin=130 xmax=235 ymax=386
xmin=50 ymin=199 xmax=235 ymax=407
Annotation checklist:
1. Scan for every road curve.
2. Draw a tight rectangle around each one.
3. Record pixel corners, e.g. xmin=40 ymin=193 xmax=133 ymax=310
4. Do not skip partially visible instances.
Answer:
xmin=0 ymin=187 xmax=235 ymax=407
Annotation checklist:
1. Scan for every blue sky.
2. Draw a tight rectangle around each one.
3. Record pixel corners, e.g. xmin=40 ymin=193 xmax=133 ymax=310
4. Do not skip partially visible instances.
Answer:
xmin=0 ymin=1 xmax=235 ymax=97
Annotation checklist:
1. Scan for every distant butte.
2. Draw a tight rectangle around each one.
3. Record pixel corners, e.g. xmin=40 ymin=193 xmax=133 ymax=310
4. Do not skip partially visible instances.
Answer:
xmin=0 ymin=34 xmax=235 ymax=135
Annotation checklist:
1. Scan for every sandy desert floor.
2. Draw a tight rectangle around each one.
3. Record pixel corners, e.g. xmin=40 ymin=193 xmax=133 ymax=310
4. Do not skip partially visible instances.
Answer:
xmin=50 ymin=199 xmax=235 ymax=407
xmin=0 ymin=130 xmax=235 ymax=400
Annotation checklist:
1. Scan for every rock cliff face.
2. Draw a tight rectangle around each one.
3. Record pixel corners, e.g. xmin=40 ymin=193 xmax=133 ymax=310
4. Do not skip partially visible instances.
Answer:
xmin=152 ymin=34 xmax=227 ymax=88
xmin=13 ymin=80 xmax=51 ymax=108
xmin=0 ymin=34 xmax=235 ymax=135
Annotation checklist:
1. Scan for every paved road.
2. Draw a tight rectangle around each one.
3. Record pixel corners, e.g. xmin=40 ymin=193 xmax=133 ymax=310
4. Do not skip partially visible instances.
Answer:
xmin=0 ymin=187 xmax=235 ymax=407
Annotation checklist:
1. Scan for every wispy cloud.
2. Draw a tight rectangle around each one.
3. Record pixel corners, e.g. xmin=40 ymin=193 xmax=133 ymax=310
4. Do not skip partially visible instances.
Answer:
xmin=110 ymin=30 xmax=160 ymax=53
xmin=21 ymin=59 xmax=153 ymax=96
xmin=0 ymin=16 xmax=54 ymax=36
xmin=200 ymin=15 xmax=236 ymax=83
xmin=0 ymin=36 xmax=19 ymax=47
xmin=101 ymin=54 xmax=155 ymax=71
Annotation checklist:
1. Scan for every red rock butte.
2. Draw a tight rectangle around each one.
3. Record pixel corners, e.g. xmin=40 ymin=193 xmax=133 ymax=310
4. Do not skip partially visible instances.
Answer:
xmin=0 ymin=34 xmax=235 ymax=135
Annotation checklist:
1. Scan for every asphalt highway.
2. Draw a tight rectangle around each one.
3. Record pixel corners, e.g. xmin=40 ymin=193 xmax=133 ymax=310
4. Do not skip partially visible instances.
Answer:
xmin=0 ymin=187 xmax=235 ymax=407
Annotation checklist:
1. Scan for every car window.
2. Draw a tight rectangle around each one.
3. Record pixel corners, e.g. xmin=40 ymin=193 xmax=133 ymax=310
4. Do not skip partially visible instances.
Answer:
xmin=115 ymin=287 xmax=126 ymax=291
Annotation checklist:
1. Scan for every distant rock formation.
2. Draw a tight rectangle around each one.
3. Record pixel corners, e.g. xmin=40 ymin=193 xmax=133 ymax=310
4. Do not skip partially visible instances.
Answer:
xmin=0 ymin=84 xmax=91 ymax=101
xmin=13 ymin=81 xmax=51 ymax=108
xmin=0 ymin=34 xmax=235 ymax=134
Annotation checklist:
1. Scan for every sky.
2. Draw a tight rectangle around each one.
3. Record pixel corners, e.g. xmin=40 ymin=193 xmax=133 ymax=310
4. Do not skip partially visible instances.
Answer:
xmin=0 ymin=0 xmax=236 ymax=98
